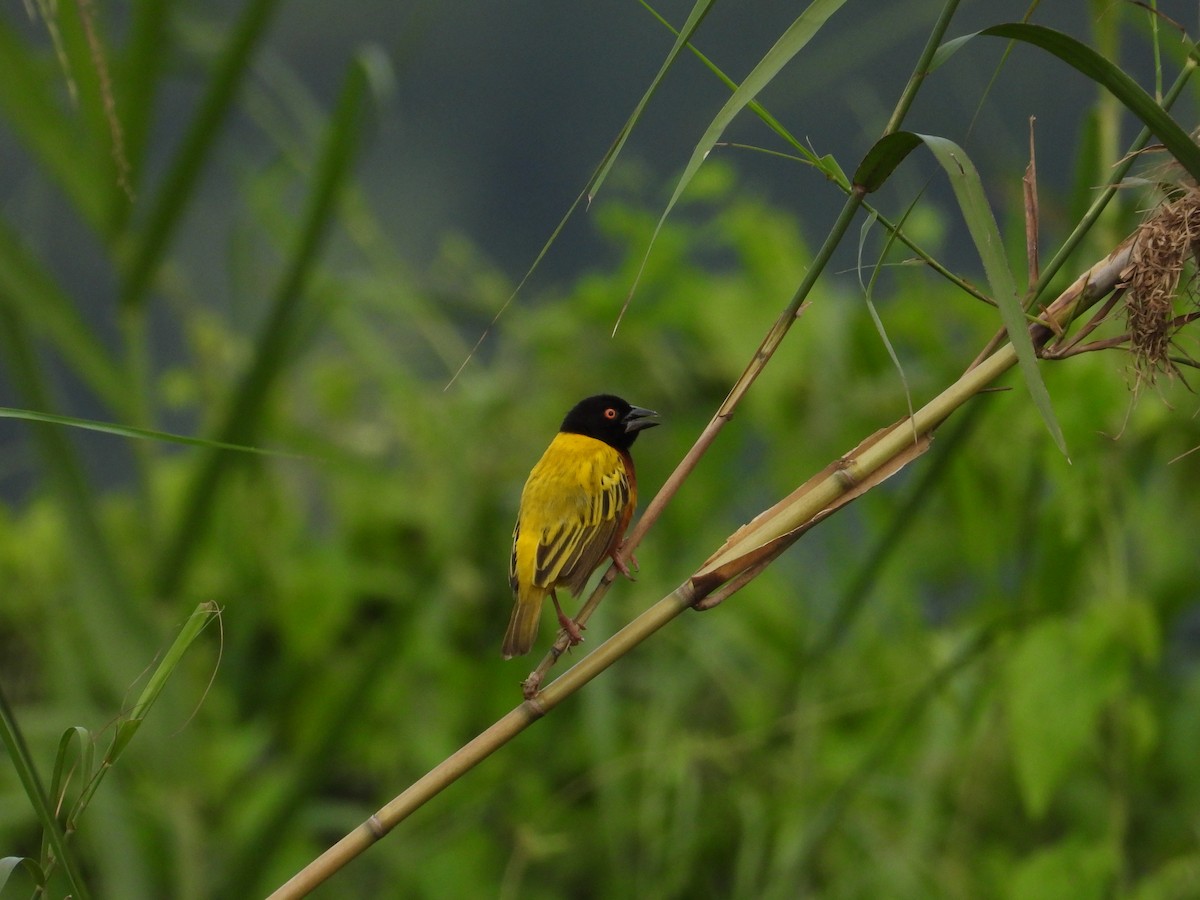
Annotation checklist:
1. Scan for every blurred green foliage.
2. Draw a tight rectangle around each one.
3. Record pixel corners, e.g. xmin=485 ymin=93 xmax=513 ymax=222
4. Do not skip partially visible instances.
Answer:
xmin=2 ymin=2 xmax=1200 ymax=899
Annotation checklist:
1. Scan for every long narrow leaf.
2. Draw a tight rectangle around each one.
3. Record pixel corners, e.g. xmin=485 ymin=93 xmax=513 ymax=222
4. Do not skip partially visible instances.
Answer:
xmin=852 ymin=131 xmax=1066 ymax=454
xmin=589 ymin=0 xmax=715 ymax=201
xmin=921 ymin=133 xmax=1066 ymax=454
xmin=933 ymin=23 xmax=1200 ymax=181
xmin=0 ymin=856 xmax=45 ymax=892
xmin=70 ymin=602 xmax=219 ymax=821
xmin=0 ymin=406 xmax=304 ymax=457
xmin=620 ymin=0 xmax=848 ymax=324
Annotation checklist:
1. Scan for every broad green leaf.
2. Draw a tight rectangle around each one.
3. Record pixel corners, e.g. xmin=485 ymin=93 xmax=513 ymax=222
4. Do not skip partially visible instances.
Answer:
xmin=1008 ymin=838 xmax=1117 ymax=900
xmin=1004 ymin=619 xmax=1111 ymax=817
xmin=932 ymin=23 xmax=1200 ymax=182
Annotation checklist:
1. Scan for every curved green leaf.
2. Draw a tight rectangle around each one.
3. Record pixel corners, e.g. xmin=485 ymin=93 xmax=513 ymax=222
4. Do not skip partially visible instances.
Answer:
xmin=853 ymin=131 xmax=922 ymax=192
xmin=0 ymin=856 xmax=45 ymax=892
xmin=933 ymin=23 xmax=1200 ymax=181
xmin=919 ymin=133 xmax=1066 ymax=455
xmin=852 ymin=130 xmax=1066 ymax=453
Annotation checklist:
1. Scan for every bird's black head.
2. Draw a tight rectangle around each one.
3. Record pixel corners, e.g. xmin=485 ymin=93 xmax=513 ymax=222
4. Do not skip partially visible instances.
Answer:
xmin=559 ymin=394 xmax=660 ymax=452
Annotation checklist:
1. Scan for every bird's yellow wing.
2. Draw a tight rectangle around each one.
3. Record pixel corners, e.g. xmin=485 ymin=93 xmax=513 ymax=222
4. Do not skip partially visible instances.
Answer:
xmin=510 ymin=433 xmax=631 ymax=597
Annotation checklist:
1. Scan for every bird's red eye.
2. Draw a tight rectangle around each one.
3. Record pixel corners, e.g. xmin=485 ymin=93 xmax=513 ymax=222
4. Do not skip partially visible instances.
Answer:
xmin=604 ymin=407 xmax=618 ymax=420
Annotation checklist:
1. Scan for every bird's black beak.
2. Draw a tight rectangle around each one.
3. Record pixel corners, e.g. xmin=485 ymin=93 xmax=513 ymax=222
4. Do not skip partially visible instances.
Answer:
xmin=622 ymin=406 xmax=660 ymax=433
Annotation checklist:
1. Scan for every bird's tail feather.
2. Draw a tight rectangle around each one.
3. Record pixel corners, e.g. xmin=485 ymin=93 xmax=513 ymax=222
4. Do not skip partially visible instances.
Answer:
xmin=502 ymin=593 xmax=543 ymax=659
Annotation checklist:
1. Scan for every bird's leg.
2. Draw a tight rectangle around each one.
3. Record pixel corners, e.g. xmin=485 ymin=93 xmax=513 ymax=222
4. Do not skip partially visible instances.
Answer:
xmin=611 ymin=541 xmax=639 ymax=580
xmin=550 ymin=590 xmax=584 ymax=645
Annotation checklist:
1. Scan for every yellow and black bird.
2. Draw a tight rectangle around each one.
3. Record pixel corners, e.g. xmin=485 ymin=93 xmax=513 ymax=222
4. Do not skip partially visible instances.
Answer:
xmin=503 ymin=394 xmax=660 ymax=659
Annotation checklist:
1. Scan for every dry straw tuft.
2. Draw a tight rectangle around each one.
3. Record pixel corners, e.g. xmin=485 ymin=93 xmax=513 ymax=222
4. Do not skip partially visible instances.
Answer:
xmin=1125 ymin=185 xmax=1200 ymax=378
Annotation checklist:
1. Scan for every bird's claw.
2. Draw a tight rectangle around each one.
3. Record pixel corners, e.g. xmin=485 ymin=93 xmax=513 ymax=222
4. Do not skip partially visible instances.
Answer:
xmin=613 ymin=545 xmax=639 ymax=581
xmin=557 ymin=611 xmax=585 ymax=646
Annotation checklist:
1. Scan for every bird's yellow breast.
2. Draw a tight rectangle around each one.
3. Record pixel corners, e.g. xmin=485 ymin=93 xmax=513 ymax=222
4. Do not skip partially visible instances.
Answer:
xmin=511 ymin=432 xmax=633 ymax=594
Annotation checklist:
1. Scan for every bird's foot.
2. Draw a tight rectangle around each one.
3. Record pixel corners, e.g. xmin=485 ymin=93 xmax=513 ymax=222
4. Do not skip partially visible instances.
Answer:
xmin=556 ymin=610 xmax=585 ymax=646
xmin=612 ymin=544 xmax=639 ymax=580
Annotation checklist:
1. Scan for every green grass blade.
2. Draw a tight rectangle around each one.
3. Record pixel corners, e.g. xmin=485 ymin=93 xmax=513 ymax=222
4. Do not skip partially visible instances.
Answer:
xmin=620 ymin=0 xmax=848 ymax=323
xmin=67 ymin=602 xmax=218 ymax=823
xmin=0 ymin=685 xmax=91 ymax=900
xmin=120 ymin=602 xmax=218 ymax=747
xmin=0 ymin=406 xmax=305 ymax=458
xmin=588 ymin=0 xmax=715 ymax=200
xmin=110 ymin=0 xmax=173 ymax=227
xmin=154 ymin=51 xmax=383 ymax=597
xmin=121 ymin=0 xmax=283 ymax=308
xmin=853 ymin=131 xmax=924 ymax=192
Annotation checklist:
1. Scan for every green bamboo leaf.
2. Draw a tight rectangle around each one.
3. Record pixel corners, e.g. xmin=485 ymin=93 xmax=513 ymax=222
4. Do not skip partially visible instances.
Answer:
xmin=0 ymin=406 xmax=303 ymax=458
xmin=920 ymin=133 xmax=1066 ymax=455
xmin=852 ymin=129 xmax=1065 ymax=452
xmin=621 ymin=0 xmax=849 ymax=321
xmin=852 ymin=131 xmax=923 ymax=192
xmin=932 ymin=23 xmax=1200 ymax=181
